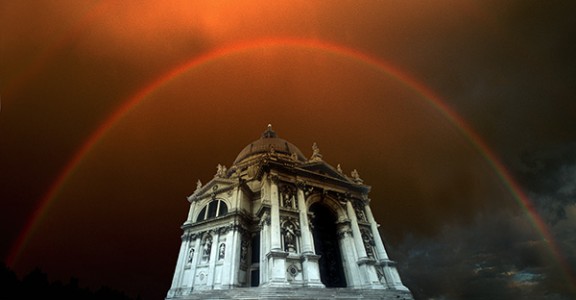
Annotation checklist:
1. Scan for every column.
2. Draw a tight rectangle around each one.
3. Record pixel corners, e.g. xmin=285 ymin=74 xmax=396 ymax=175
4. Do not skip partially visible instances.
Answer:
xmin=347 ymin=200 xmax=380 ymax=288
xmin=364 ymin=204 xmax=389 ymax=260
xmin=187 ymin=236 xmax=202 ymax=290
xmin=269 ymin=174 xmax=282 ymax=251
xmin=346 ymin=201 xmax=368 ymax=259
xmin=265 ymin=173 xmax=288 ymax=286
xmin=296 ymin=183 xmax=314 ymax=254
xmin=167 ymin=235 xmax=189 ymax=297
xmin=259 ymin=212 xmax=271 ymax=285
xmin=206 ymin=231 xmax=220 ymax=287
xmin=185 ymin=200 xmax=198 ymax=224
xmin=221 ymin=229 xmax=236 ymax=288
xmin=365 ymin=204 xmax=409 ymax=291
xmin=337 ymin=224 xmax=362 ymax=288
xmin=296 ymin=182 xmax=324 ymax=287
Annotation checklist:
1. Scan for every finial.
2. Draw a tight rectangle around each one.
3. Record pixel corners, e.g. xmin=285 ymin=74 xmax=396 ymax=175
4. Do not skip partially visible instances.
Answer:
xmin=262 ymin=124 xmax=277 ymax=138
xmin=337 ymin=164 xmax=343 ymax=173
xmin=196 ymin=180 xmax=202 ymax=191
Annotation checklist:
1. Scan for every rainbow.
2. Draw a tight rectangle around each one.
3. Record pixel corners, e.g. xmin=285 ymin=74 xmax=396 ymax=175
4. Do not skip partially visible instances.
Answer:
xmin=7 ymin=37 xmax=574 ymax=287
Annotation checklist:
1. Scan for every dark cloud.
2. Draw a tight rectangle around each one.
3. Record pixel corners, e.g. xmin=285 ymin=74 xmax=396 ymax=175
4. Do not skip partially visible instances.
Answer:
xmin=395 ymin=211 xmax=574 ymax=300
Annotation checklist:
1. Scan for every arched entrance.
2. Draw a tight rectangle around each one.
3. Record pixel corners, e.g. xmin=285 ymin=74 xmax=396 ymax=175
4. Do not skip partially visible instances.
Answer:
xmin=310 ymin=203 xmax=347 ymax=287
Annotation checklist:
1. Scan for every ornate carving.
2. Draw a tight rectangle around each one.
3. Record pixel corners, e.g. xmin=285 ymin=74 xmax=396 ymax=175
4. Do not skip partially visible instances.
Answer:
xmin=375 ymin=266 xmax=385 ymax=282
xmin=268 ymin=173 xmax=279 ymax=184
xmin=189 ymin=232 xmax=200 ymax=241
xmin=287 ymin=264 xmax=299 ymax=278
xmin=291 ymin=152 xmax=298 ymax=161
xmin=259 ymin=211 xmax=271 ymax=228
xmin=303 ymin=185 xmax=315 ymax=197
xmin=280 ymin=184 xmax=296 ymax=209
xmin=240 ymin=239 xmax=248 ymax=269
xmin=361 ymin=229 xmax=375 ymax=258
xmin=218 ymin=225 xmax=229 ymax=235
xmin=195 ymin=180 xmax=202 ymax=191
xmin=295 ymin=180 xmax=306 ymax=190
xmin=353 ymin=201 xmax=367 ymax=222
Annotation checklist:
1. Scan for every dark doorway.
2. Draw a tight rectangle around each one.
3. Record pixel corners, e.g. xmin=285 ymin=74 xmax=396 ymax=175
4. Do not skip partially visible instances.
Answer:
xmin=310 ymin=203 xmax=347 ymax=287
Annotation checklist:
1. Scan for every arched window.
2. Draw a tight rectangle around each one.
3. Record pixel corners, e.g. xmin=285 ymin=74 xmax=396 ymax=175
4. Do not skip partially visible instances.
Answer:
xmin=196 ymin=200 xmax=228 ymax=222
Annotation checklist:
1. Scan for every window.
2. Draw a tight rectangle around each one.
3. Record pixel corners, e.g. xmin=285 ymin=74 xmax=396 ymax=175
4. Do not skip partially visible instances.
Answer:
xmin=196 ymin=200 xmax=228 ymax=222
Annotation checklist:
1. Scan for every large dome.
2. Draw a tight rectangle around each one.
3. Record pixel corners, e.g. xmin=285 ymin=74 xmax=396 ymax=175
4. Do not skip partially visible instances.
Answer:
xmin=233 ymin=125 xmax=307 ymax=165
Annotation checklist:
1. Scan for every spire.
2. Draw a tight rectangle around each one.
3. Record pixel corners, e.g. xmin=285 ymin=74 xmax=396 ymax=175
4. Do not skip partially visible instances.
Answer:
xmin=262 ymin=124 xmax=278 ymax=138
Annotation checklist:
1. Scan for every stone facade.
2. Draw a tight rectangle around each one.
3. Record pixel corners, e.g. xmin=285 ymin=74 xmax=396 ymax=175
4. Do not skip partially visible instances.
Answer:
xmin=166 ymin=125 xmax=412 ymax=299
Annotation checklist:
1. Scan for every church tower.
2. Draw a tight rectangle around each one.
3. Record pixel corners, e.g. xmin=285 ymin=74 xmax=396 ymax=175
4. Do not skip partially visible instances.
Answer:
xmin=167 ymin=125 xmax=413 ymax=299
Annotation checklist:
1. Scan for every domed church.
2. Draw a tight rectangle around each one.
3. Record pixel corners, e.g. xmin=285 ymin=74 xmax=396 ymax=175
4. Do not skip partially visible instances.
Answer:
xmin=166 ymin=125 xmax=413 ymax=299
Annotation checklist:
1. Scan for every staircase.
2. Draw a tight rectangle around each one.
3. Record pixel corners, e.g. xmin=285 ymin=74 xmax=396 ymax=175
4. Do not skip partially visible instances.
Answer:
xmin=168 ymin=287 xmax=413 ymax=300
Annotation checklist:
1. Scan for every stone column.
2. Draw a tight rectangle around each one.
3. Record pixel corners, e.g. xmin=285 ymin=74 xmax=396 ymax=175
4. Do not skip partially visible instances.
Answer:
xmin=259 ymin=212 xmax=271 ymax=285
xmin=364 ymin=204 xmax=389 ymax=260
xmin=220 ymin=228 xmax=236 ymax=288
xmin=265 ymin=174 xmax=288 ymax=286
xmin=347 ymin=200 xmax=381 ymax=288
xmin=296 ymin=182 xmax=314 ymax=254
xmin=269 ymin=174 xmax=282 ymax=251
xmin=346 ymin=201 xmax=368 ymax=259
xmin=337 ymin=224 xmax=362 ymax=288
xmin=185 ymin=200 xmax=197 ymax=224
xmin=364 ymin=204 xmax=409 ymax=291
xmin=187 ymin=236 xmax=202 ymax=290
xmin=206 ymin=231 xmax=220 ymax=287
xmin=296 ymin=181 xmax=324 ymax=287
xmin=167 ymin=234 xmax=190 ymax=297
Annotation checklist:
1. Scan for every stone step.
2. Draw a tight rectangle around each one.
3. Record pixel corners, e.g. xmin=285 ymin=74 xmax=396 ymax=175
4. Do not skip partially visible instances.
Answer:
xmin=168 ymin=287 xmax=413 ymax=300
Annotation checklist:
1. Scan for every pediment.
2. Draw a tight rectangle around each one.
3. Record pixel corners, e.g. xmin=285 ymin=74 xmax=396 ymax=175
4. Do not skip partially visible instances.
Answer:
xmin=300 ymin=161 xmax=354 ymax=184
xmin=187 ymin=176 xmax=237 ymax=202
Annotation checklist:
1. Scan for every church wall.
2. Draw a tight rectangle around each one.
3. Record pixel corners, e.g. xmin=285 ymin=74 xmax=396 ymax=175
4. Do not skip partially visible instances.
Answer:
xmin=167 ymin=127 xmax=412 ymax=298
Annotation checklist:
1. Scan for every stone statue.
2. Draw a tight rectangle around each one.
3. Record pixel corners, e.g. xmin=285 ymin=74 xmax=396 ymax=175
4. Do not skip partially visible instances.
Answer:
xmin=351 ymin=169 xmax=363 ymax=183
xmin=310 ymin=142 xmax=323 ymax=162
xmin=203 ymin=236 xmax=212 ymax=261
xmin=218 ymin=243 xmax=225 ymax=260
xmin=291 ymin=152 xmax=298 ymax=161
xmin=188 ymin=247 xmax=195 ymax=263
xmin=215 ymin=164 xmax=227 ymax=178
xmin=195 ymin=180 xmax=202 ymax=191
xmin=240 ymin=240 xmax=248 ymax=264
xmin=284 ymin=223 xmax=296 ymax=252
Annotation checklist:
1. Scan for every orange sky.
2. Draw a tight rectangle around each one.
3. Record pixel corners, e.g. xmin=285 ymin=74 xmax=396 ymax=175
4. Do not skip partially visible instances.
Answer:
xmin=2 ymin=1 xmax=576 ymax=299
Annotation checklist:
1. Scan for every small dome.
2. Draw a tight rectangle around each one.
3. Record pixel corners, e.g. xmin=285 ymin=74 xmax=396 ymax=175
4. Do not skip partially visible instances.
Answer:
xmin=233 ymin=125 xmax=306 ymax=165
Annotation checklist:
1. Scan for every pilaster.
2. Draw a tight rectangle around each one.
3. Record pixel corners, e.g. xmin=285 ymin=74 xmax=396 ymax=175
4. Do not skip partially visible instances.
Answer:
xmin=296 ymin=181 xmax=314 ymax=254
xmin=364 ymin=204 xmax=409 ymax=291
xmin=206 ymin=231 xmax=220 ymax=287
xmin=269 ymin=174 xmax=282 ymax=251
